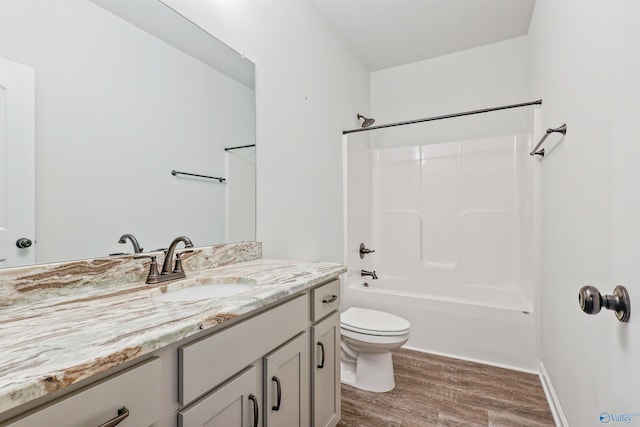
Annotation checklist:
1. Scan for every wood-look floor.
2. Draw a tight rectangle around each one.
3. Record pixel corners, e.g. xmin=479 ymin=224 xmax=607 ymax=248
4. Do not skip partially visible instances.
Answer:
xmin=338 ymin=349 xmax=555 ymax=427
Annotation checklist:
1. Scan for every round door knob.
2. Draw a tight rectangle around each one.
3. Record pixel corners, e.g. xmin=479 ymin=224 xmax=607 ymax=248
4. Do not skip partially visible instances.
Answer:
xmin=578 ymin=285 xmax=631 ymax=322
xmin=16 ymin=238 xmax=32 ymax=249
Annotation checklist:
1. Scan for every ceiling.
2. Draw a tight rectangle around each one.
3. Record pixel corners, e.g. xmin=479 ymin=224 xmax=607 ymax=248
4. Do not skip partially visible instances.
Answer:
xmin=311 ymin=0 xmax=536 ymax=71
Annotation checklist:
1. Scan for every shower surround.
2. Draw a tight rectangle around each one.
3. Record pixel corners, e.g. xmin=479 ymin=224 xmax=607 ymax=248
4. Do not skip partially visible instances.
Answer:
xmin=344 ymin=115 xmax=539 ymax=371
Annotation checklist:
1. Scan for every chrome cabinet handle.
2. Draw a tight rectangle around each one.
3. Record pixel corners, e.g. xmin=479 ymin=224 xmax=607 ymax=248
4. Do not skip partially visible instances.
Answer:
xmin=271 ymin=376 xmax=282 ymax=411
xmin=248 ymin=394 xmax=259 ymax=427
xmin=322 ymin=295 xmax=338 ymax=304
xmin=98 ymin=407 xmax=129 ymax=427
xmin=317 ymin=342 xmax=325 ymax=369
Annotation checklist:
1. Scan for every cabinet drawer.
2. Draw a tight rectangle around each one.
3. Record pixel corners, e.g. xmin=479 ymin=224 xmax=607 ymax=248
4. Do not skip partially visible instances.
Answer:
xmin=180 ymin=294 xmax=309 ymax=405
xmin=311 ymin=279 xmax=340 ymax=322
xmin=5 ymin=358 xmax=161 ymax=427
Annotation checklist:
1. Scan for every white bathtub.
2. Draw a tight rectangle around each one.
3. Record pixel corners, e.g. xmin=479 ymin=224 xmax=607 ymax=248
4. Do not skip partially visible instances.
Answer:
xmin=342 ymin=278 xmax=537 ymax=372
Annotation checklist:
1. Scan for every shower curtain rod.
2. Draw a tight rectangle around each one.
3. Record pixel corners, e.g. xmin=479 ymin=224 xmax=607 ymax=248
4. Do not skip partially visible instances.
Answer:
xmin=342 ymin=99 xmax=543 ymax=134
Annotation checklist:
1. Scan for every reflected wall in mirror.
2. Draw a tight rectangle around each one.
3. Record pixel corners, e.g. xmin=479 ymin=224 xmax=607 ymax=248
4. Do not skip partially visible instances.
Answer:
xmin=0 ymin=0 xmax=256 ymax=268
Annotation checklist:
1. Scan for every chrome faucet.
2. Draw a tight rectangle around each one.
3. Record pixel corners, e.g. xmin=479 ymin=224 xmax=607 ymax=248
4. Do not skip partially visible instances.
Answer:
xmin=144 ymin=236 xmax=194 ymax=284
xmin=361 ymin=269 xmax=378 ymax=280
xmin=118 ymin=233 xmax=144 ymax=254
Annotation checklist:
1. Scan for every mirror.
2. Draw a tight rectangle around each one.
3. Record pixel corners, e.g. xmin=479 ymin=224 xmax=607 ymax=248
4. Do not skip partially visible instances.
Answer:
xmin=0 ymin=0 xmax=256 ymax=267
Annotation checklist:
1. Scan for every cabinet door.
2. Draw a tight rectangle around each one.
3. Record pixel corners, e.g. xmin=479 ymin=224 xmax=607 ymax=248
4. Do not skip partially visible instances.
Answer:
xmin=179 ymin=366 xmax=260 ymax=427
xmin=264 ymin=332 xmax=310 ymax=427
xmin=312 ymin=312 xmax=340 ymax=427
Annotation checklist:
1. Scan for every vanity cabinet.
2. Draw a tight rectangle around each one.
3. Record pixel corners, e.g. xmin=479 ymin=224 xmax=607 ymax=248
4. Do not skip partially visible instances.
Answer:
xmin=1 ymin=276 xmax=342 ymax=427
xmin=3 ymin=358 xmax=161 ymax=427
xmin=179 ymin=294 xmax=311 ymax=427
xmin=310 ymin=280 xmax=341 ymax=427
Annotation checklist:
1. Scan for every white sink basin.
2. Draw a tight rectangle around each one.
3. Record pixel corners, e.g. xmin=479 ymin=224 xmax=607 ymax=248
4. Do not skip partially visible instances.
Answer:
xmin=153 ymin=282 xmax=254 ymax=302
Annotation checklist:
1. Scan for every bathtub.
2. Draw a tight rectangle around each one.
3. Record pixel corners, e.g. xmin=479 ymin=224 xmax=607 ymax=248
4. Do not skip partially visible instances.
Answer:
xmin=342 ymin=277 xmax=537 ymax=372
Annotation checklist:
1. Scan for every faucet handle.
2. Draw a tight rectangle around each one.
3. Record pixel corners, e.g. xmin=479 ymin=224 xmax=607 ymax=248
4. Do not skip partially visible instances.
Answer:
xmin=135 ymin=255 xmax=160 ymax=283
xmin=173 ymin=253 xmax=185 ymax=274
xmin=359 ymin=243 xmax=375 ymax=259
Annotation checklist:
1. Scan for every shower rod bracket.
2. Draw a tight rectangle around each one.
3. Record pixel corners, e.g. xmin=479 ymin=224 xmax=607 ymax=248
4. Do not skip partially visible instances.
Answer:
xmin=530 ymin=123 xmax=567 ymax=157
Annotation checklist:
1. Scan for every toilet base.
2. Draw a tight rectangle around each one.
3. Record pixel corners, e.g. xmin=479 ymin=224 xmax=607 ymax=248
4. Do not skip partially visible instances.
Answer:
xmin=340 ymin=351 xmax=396 ymax=392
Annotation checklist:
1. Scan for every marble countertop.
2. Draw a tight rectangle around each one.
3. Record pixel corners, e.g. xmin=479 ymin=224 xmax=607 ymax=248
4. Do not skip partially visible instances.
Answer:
xmin=0 ymin=259 xmax=346 ymax=414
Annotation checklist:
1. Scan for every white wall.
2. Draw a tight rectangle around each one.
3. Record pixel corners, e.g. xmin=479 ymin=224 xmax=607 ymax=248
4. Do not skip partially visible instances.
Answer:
xmin=164 ymin=0 xmax=370 ymax=263
xmin=529 ymin=0 xmax=640 ymax=425
xmin=371 ymin=36 xmax=528 ymax=123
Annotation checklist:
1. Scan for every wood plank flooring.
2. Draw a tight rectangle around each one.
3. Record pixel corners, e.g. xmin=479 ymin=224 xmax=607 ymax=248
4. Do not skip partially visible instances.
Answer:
xmin=338 ymin=349 xmax=555 ymax=427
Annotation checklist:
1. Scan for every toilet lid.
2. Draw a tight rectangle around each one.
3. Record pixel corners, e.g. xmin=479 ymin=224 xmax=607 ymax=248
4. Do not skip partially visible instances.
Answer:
xmin=341 ymin=307 xmax=410 ymax=336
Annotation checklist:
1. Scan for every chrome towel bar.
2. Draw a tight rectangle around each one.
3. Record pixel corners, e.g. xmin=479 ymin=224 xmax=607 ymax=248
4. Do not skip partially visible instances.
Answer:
xmin=530 ymin=123 xmax=567 ymax=157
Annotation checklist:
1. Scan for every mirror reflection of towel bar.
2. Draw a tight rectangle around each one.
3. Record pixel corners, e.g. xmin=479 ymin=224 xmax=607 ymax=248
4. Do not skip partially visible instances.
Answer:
xmin=530 ymin=123 xmax=567 ymax=157
xmin=171 ymin=170 xmax=226 ymax=183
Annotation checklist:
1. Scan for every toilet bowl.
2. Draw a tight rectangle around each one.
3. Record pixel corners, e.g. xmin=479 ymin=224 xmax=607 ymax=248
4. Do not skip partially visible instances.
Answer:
xmin=340 ymin=307 xmax=410 ymax=392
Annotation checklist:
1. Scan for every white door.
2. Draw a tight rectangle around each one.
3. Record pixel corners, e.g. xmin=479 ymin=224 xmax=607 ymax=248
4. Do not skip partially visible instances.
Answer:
xmin=0 ymin=57 xmax=35 ymax=267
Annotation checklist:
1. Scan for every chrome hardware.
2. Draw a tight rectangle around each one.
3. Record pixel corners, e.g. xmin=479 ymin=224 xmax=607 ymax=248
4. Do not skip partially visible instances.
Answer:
xmin=317 ymin=342 xmax=325 ymax=369
xmin=98 ymin=407 xmax=129 ymax=427
xmin=530 ymin=123 xmax=567 ymax=157
xmin=361 ymin=269 xmax=378 ymax=280
xmin=322 ymin=295 xmax=338 ymax=304
xmin=272 ymin=376 xmax=282 ymax=411
xmin=248 ymin=394 xmax=259 ymax=427
xmin=117 ymin=233 xmax=143 ymax=253
xmin=359 ymin=243 xmax=375 ymax=259
xmin=578 ymin=285 xmax=631 ymax=322
xmin=16 ymin=238 xmax=32 ymax=249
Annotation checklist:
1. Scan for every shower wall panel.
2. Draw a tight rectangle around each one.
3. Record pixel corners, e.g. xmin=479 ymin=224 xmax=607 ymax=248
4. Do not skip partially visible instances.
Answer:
xmin=372 ymin=135 xmax=531 ymax=306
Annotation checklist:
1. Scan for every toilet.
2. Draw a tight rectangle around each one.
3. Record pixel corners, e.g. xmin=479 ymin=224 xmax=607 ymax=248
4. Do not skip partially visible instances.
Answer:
xmin=340 ymin=307 xmax=410 ymax=392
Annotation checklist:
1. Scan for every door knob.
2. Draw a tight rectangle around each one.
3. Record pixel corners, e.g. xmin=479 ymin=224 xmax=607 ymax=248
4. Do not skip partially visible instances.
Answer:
xmin=16 ymin=238 xmax=32 ymax=249
xmin=578 ymin=285 xmax=631 ymax=322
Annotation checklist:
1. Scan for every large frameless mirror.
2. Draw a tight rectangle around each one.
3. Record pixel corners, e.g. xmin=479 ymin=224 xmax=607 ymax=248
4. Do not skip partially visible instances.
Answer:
xmin=0 ymin=0 xmax=256 ymax=268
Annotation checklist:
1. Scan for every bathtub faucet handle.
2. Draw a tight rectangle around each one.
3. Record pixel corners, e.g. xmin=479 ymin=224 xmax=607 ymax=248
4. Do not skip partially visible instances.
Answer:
xmin=359 ymin=243 xmax=376 ymax=259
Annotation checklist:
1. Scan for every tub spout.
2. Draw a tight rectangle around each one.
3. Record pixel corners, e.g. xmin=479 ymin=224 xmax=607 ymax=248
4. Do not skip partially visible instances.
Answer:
xmin=361 ymin=269 xmax=378 ymax=280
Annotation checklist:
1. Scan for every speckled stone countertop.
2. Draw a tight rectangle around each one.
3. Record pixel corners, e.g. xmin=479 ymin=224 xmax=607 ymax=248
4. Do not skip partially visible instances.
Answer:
xmin=0 ymin=248 xmax=346 ymax=414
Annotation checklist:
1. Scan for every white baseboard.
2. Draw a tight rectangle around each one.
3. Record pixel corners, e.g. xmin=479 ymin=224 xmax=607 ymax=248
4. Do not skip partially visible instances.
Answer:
xmin=538 ymin=361 xmax=569 ymax=427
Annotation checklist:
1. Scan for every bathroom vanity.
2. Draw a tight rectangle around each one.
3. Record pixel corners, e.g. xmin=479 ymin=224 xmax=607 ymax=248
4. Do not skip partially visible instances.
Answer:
xmin=0 ymin=242 xmax=344 ymax=427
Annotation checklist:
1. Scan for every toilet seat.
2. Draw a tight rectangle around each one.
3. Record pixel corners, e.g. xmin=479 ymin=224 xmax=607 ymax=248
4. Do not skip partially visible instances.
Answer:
xmin=341 ymin=326 xmax=409 ymax=346
xmin=341 ymin=307 xmax=410 ymax=336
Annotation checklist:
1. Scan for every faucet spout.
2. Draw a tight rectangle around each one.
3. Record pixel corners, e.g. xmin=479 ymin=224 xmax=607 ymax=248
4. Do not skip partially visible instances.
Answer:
xmin=161 ymin=236 xmax=194 ymax=275
xmin=361 ymin=269 xmax=378 ymax=280
xmin=118 ymin=233 xmax=143 ymax=253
